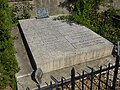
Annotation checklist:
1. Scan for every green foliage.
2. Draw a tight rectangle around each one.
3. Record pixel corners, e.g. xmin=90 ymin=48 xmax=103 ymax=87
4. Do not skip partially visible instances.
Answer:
xmin=56 ymin=0 xmax=120 ymax=44
xmin=0 ymin=0 xmax=19 ymax=89
xmin=72 ymin=0 xmax=104 ymax=25
xmin=0 ymin=6 xmax=12 ymax=41
xmin=22 ymin=10 xmax=31 ymax=19
xmin=11 ymin=1 xmax=32 ymax=24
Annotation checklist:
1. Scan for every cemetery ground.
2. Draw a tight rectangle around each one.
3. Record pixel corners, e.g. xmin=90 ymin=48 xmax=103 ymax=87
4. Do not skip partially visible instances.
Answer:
xmin=11 ymin=1 xmax=120 ymax=88
xmin=13 ymin=24 xmax=120 ymax=90
xmin=1 ymin=0 xmax=120 ymax=89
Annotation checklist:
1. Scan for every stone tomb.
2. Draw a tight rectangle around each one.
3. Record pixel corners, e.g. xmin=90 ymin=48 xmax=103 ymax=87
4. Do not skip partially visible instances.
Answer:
xmin=19 ymin=17 xmax=113 ymax=73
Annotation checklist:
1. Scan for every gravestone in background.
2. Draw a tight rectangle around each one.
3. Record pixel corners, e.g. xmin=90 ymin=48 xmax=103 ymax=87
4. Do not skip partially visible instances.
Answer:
xmin=36 ymin=7 xmax=49 ymax=19
xmin=35 ymin=0 xmax=69 ymax=16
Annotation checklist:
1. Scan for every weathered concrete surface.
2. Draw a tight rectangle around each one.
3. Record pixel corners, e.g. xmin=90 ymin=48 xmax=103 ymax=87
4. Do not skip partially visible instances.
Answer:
xmin=19 ymin=16 xmax=113 ymax=73
xmin=16 ymin=54 xmax=116 ymax=90
xmin=40 ymin=55 xmax=115 ymax=87
xmin=13 ymin=27 xmax=33 ymax=78
xmin=12 ymin=26 xmax=34 ymax=90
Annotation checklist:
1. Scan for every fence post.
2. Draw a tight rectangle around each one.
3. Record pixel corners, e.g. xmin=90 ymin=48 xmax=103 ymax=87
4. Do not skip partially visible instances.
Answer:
xmin=106 ymin=63 xmax=110 ymax=90
xmin=112 ymin=56 xmax=120 ymax=89
xmin=98 ymin=66 xmax=102 ymax=90
xmin=50 ymin=81 xmax=53 ymax=90
xmin=112 ymin=41 xmax=120 ymax=89
xmin=82 ymin=71 xmax=84 ymax=90
xmin=90 ymin=68 xmax=94 ymax=90
xmin=71 ymin=68 xmax=75 ymax=90
xmin=61 ymin=77 xmax=64 ymax=90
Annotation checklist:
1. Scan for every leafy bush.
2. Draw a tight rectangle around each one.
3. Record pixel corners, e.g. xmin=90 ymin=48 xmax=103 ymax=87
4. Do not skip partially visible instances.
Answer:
xmin=0 ymin=0 xmax=19 ymax=89
xmin=11 ymin=1 xmax=32 ymax=23
xmin=55 ymin=0 xmax=120 ymax=44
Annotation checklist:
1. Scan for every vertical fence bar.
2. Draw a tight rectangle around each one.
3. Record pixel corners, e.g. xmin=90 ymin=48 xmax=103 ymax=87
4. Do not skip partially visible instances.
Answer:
xmin=98 ymin=66 xmax=102 ymax=90
xmin=90 ymin=68 xmax=94 ymax=90
xmin=61 ymin=77 xmax=64 ymax=90
xmin=111 ymin=56 xmax=120 ymax=89
xmin=71 ymin=68 xmax=75 ymax=90
xmin=82 ymin=71 xmax=84 ymax=90
xmin=112 ymin=41 xmax=120 ymax=89
xmin=106 ymin=63 xmax=110 ymax=90
xmin=50 ymin=81 xmax=53 ymax=90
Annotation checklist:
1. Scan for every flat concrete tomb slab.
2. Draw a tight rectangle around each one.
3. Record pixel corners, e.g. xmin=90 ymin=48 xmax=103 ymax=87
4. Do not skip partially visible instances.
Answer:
xmin=19 ymin=17 xmax=113 ymax=73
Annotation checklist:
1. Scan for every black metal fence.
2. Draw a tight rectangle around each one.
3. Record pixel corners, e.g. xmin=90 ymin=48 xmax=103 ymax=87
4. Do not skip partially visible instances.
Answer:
xmin=32 ymin=42 xmax=120 ymax=90
xmin=37 ymin=55 xmax=120 ymax=90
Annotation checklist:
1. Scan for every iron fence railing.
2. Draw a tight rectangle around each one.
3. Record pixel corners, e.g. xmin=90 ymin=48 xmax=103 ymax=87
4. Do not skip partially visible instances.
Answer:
xmin=26 ymin=41 xmax=120 ymax=90
xmin=39 ymin=60 xmax=120 ymax=90
xmin=36 ymin=42 xmax=120 ymax=90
